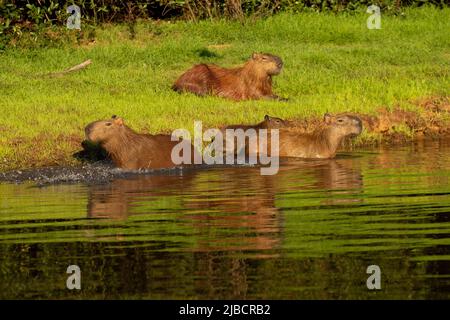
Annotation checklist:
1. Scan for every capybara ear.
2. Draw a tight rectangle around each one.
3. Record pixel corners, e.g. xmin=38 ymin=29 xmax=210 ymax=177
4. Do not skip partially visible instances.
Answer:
xmin=113 ymin=117 xmax=124 ymax=126
xmin=324 ymin=113 xmax=332 ymax=124
xmin=111 ymin=115 xmax=117 ymax=119
xmin=264 ymin=115 xmax=270 ymax=121
xmin=252 ymin=52 xmax=259 ymax=60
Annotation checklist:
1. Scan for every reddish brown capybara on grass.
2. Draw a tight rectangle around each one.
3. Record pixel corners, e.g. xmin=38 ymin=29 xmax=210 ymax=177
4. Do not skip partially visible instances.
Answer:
xmin=277 ymin=113 xmax=363 ymax=159
xmin=172 ymin=53 xmax=286 ymax=101
xmin=85 ymin=116 xmax=198 ymax=170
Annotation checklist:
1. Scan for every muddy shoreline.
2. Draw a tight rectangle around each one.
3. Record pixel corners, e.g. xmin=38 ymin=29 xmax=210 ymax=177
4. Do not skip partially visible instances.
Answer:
xmin=1 ymin=96 xmax=449 ymax=182
xmin=0 ymin=160 xmax=188 ymax=186
xmin=0 ymin=160 xmax=255 ymax=186
xmin=290 ymin=96 xmax=450 ymax=141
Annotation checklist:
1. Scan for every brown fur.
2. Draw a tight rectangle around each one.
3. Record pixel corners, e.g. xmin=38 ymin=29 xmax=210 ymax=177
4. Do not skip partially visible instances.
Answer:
xmin=85 ymin=116 xmax=197 ymax=170
xmin=219 ymin=115 xmax=290 ymax=156
xmin=276 ymin=114 xmax=363 ymax=158
xmin=222 ymin=115 xmax=290 ymax=131
xmin=172 ymin=53 xmax=285 ymax=101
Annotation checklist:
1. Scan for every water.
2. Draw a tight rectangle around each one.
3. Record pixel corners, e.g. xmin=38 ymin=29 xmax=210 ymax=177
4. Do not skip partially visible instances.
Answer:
xmin=1 ymin=139 xmax=450 ymax=299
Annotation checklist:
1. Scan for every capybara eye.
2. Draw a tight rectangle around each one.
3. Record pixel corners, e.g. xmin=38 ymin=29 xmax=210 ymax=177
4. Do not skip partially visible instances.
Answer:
xmin=105 ymin=122 xmax=112 ymax=126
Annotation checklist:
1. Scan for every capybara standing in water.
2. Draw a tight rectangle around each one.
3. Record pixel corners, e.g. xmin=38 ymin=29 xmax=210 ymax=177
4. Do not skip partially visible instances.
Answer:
xmin=204 ymin=115 xmax=290 ymax=158
xmin=172 ymin=53 xmax=286 ymax=101
xmin=85 ymin=116 xmax=198 ymax=170
xmin=219 ymin=115 xmax=291 ymax=156
xmin=276 ymin=114 xmax=363 ymax=159
xmin=222 ymin=115 xmax=290 ymax=132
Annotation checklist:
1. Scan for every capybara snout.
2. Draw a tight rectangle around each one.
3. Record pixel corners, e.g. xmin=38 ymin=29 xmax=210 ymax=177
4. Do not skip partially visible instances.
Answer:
xmin=324 ymin=113 xmax=363 ymax=136
xmin=349 ymin=117 xmax=363 ymax=136
xmin=84 ymin=123 xmax=94 ymax=136
xmin=255 ymin=53 xmax=283 ymax=75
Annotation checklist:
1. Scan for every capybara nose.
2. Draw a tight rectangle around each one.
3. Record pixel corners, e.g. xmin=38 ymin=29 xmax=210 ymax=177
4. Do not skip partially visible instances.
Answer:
xmin=354 ymin=118 xmax=363 ymax=133
xmin=85 ymin=124 xmax=93 ymax=137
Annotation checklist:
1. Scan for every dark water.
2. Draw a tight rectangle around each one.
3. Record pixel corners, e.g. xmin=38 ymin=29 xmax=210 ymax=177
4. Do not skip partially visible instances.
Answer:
xmin=1 ymin=140 xmax=450 ymax=299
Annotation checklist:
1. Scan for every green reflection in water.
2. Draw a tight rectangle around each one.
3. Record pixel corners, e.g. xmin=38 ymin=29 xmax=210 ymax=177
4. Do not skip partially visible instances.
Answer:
xmin=1 ymin=140 xmax=450 ymax=299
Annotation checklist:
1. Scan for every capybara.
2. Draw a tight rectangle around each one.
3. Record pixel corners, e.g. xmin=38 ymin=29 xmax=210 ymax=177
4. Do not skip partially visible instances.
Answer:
xmin=172 ymin=53 xmax=286 ymax=101
xmin=85 ymin=116 xmax=198 ymax=170
xmin=276 ymin=113 xmax=363 ymax=159
xmin=223 ymin=115 xmax=290 ymax=131
xmin=204 ymin=115 xmax=290 ymax=158
xmin=220 ymin=115 xmax=291 ymax=156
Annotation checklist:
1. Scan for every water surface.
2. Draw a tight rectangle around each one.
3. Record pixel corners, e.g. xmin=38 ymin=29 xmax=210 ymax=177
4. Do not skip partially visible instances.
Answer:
xmin=1 ymin=140 xmax=450 ymax=299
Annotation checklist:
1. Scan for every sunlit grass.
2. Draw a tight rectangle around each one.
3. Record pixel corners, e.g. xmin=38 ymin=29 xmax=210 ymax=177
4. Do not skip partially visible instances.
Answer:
xmin=0 ymin=7 xmax=449 ymax=170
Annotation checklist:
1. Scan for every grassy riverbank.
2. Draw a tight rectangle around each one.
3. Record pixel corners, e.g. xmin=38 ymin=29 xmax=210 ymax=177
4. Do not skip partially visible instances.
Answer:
xmin=0 ymin=7 xmax=449 ymax=171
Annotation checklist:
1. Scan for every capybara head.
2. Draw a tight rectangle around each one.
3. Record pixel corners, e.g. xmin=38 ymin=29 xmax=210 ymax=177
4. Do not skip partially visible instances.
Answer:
xmin=324 ymin=113 xmax=363 ymax=137
xmin=263 ymin=115 xmax=289 ymax=128
xmin=251 ymin=52 xmax=283 ymax=75
xmin=85 ymin=115 xmax=125 ymax=144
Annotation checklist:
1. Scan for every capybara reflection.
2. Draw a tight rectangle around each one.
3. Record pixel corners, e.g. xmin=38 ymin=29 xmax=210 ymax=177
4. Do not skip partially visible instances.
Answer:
xmin=86 ymin=168 xmax=283 ymax=253
xmin=277 ymin=114 xmax=363 ymax=159
xmin=182 ymin=167 xmax=283 ymax=253
xmin=87 ymin=174 xmax=196 ymax=219
xmin=172 ymin=53 xmax=285 ymax=101
xmin=85 ymin=116 xmax=198 ymax=170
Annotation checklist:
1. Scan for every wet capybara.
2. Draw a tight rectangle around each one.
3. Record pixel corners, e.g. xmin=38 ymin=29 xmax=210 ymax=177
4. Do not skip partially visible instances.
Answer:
xmin=172 ymin=53 xmax=285 ymax=101
xmin=220 ymin=115 xmax=291 ymax=156
xmin=222 ymin=115 xmax=290 ymax=132
xmin=85 ymin=116 xmax=198 ymax=170
xmin=276 ymin=113 xmax=363 ymax=159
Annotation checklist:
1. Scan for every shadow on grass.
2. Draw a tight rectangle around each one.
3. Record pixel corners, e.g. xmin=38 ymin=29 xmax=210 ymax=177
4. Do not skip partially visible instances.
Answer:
xmin=195 ymin=48 xmax=221 ymax=58
xmin=73 ymin=140 xmax=110 ymax=163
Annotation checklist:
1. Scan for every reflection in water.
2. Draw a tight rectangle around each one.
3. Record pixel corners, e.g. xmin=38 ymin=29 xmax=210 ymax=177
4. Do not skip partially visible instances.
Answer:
xmin=1 ymin=140 xmax=450 ymax=299
xmin=279 ymin=157 xmax=364 ymax=205
xmin=86 ymin=158 xmax=363 ymax=253
xmin=87 ymin=174 xmax=194 ymax=219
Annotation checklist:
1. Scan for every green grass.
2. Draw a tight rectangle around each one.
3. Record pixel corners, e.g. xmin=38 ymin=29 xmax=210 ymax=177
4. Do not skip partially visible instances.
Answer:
xmin=0 ymin=7 xmax=449 ymax=171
